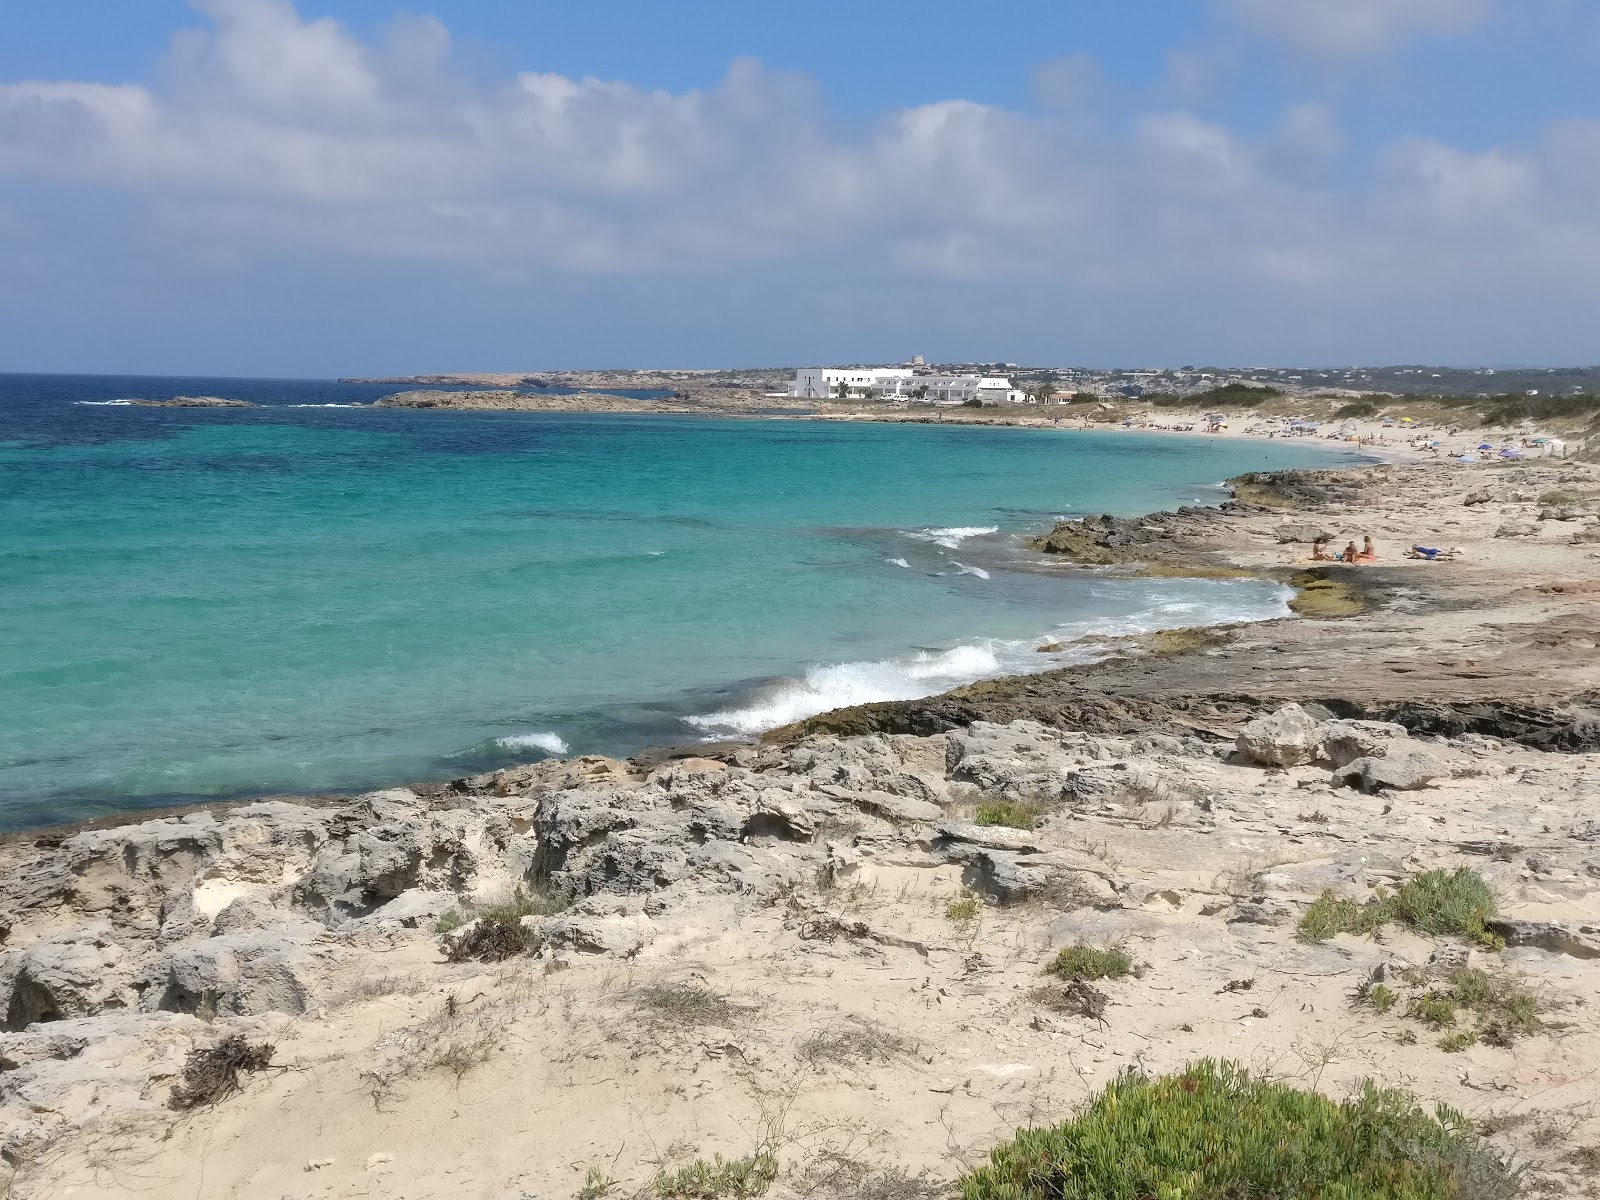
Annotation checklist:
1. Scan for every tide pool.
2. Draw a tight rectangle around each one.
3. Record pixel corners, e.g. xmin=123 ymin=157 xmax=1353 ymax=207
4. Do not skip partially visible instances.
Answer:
xmin=0 ymin=374 xmax=1360 ymax=829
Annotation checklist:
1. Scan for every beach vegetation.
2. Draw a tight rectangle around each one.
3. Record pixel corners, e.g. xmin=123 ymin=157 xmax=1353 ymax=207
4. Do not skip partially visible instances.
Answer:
xmin=1439 ymin=1030 xmax=1480 ymax=1053
xmin=946 ymin=894 xmax=981 ymax=921
xmin=1045 ymin=944 xmax=1134 ymax=981
xmin=634 ymin=982 xmax=746 ymax=1027
xmin=168 ymin=1035 xmax=276 ymax=1110
xmin=974 ymin=798 xmax=1045 ymax=829
xmin=798 ymin=1018 xmax=917 ymax=1067
xmin=439 ymin=885 xmax=568 ymax=962
xmin=1367 ymin=983 xmax=1399 ymax=1014
xmin=577 ymin=1167 xmax=618 ymax=1199
xmin=959 ymin=1060 xmax=1516 ymax=1200
xmin=651 ymin=1153 xmax=778 ymax=1198
xmin=1298 ymin=868 xmax=1502 ymax=948
xmin=1335 ymin=400 xmax=1381 ymax=419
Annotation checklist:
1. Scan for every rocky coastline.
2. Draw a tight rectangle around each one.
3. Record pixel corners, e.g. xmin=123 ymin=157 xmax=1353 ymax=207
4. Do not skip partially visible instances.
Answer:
xmin=4 ymin=457 xmax=1600 ymax=1197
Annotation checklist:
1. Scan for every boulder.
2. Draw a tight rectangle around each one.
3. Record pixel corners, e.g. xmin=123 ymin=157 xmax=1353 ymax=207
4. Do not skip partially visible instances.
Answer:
xmin=1274 ymin=524 xmax=1333 ymax=545
xmin=1236 ymin=704 xmax=1324 ymax=767
xmin=946 ymin=847 xmax=1049 ymax=904
xmin=1321 ymin=719 xmax=1408 ymax=768
xmin=140 ymin=933 xmax=313 ymax=1019
xmin=1229 ymin=897 xmax=1294 ymax=926
xmin=1334 ymin=743 xmax=1446 ymax=792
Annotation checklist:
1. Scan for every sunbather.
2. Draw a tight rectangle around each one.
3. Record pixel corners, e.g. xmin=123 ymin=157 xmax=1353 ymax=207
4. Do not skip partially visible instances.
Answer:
xmin=1356 ymin=535 xmax=1377 ymax=562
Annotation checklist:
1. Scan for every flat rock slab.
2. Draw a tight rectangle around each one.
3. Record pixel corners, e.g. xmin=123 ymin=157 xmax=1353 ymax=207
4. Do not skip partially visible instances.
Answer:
xmin=932 ymin=821 xmax=1043 ymax=854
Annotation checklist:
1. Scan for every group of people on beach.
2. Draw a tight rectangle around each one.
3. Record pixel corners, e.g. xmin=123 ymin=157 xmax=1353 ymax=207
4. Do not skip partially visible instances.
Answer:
xmin=1311 ymin=535 xmax=1377 ymax=563
xmin=1309 ymin=535 xmax=1460 ymax=563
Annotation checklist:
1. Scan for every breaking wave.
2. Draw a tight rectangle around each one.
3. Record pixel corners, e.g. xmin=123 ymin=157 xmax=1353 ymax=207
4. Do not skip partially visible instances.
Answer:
xmin=494 ymin=731 xmax=569 ymax=755
xmin=902 ymin=525 xmax=999 ymax=549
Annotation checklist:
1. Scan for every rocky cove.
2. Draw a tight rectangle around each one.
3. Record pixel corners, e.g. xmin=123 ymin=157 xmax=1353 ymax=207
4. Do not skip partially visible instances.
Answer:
xmin=3 ymin=457 xmax=1600 ymax=1197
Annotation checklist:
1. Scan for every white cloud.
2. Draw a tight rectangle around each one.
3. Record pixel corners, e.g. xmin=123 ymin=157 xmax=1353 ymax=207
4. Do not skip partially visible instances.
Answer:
xmin=1226 ymin=0 xmax=1493 ymax=55
xmin=0 ymin=0 xmax=1597 ymax=365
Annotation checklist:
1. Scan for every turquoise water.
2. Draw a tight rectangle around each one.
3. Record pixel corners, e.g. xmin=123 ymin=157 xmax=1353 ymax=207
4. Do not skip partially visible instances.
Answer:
xmin=1 ymin=374 xmax=1359 ymax=829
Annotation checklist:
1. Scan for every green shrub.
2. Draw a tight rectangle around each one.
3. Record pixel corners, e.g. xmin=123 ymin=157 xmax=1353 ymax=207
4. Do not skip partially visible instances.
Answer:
xmin=959 ymin=1060 xmax=1515 ymax=1200
xmin=1368 ymin=983 xmax=1399 ymax=1014
xmin=1407 ymin=994 xmax=1458 ymax=1028
xmin=1297 ymin=869 xmax=1502 ymax=948
xmin=947 ymin=896 xmax=981 ymax=921
xmin=1335 ymin=400 xmax=1380 ymax=419
xmin=1439 ymin=1031 xmax=1480 ymax=1053
xmin=1391 ymin=869 xmax=1500 ymax=946
xmin=1046 ymin=945 xmax=1133 ymax=981
xmin=974 ymin=799 xmax=1044 ymax=830
xmin=652 ymin=1153 xmax=777 ymax=1198
xmin=435 ymin=909 xmax=463 ymax=934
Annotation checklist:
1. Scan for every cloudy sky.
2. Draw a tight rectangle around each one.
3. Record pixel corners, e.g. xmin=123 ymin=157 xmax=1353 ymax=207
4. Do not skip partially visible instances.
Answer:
xmin=2 ymin=0 xmax=1598 ymax=375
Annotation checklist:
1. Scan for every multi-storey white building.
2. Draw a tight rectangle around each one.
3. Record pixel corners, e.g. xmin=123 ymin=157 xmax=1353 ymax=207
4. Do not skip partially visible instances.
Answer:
xmin=791 ymin=367 xmax=1024 ymax=405
xmin=790 ymin=367 xmax=913 ymax=400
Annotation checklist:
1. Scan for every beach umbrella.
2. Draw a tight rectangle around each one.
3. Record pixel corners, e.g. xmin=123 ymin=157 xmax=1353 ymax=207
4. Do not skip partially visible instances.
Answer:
xmin=1478 ymin=443 xmax=1492 ymax=450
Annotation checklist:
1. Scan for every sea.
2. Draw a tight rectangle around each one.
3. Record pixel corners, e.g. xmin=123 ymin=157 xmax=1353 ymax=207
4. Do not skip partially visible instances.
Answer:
xmin=0 ymin=373 xmax=1364 ymax=830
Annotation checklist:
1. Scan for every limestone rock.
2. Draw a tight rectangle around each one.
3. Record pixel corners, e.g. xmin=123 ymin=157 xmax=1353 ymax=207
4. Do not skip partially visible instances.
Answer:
xmin=139 ymin=932 xmax=315 ymax=1018
xmin=1334 ymin=743 xmax=1446 ymax=792
xmin=1236 ymin=704 xmax=1324 ymax=767
xmin=1485 ymin=919 xmax=1600 ymax=959
xmin=1 ymin=926 xmax=133 ymax=1030
xmin=1321 ymin=719 xmax=1408 ymax=768
xmin=932 ymin=821 xmax=1044 ymax=854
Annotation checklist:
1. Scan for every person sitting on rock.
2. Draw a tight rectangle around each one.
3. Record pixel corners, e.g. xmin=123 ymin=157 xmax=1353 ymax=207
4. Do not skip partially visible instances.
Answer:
xmin=1310 ymin=537 xmax=1332 ymax=561
xmin=1356 ymin=536 xmax=1378 ymax=561
xmin=1336 ymin=540 xmax=1359 ymax=562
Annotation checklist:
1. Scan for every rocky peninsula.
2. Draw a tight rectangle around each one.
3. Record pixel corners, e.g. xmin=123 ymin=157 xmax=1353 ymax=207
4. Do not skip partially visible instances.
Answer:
xmin=373 ymin=388 xmax=794 ymax=414
xmin=129 ymin=396 xmax=256 ymax=408
xmin=3 ymin=457 xmax=1600 ymax=1198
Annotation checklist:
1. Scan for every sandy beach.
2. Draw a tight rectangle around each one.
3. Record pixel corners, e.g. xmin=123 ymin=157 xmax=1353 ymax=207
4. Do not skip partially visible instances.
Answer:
xmin=3 ymin=454 xmax=1599 ymax=1198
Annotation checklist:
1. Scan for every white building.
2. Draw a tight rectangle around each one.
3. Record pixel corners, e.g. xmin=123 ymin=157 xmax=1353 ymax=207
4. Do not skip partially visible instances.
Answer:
xmin=791 ymin=367 xmax=1024 ymax=404
xmin=790 ymin=367 xmax=913 ymax=400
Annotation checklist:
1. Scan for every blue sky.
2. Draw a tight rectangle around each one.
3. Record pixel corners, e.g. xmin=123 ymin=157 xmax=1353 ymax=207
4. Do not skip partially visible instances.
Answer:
xmin=1 ymin=0 xmax=1598 ymax=374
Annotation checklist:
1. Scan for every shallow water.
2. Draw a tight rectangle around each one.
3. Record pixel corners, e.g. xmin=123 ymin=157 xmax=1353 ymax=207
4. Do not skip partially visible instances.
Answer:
xmin=0 ymin=373 xmax=1360 ymax=828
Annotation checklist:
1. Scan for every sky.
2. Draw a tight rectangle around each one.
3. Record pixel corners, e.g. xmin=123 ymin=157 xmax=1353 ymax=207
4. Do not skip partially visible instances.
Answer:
xmin=1 ymin=0 xmax=1599 ymax=375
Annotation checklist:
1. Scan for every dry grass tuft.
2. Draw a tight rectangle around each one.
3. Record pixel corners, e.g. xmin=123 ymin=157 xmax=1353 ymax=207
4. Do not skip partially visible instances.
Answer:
xmin=635 ymin=982 xmax=747 ymax=1028
xmin=798 ymin=1018 xmax=917 ymax=1067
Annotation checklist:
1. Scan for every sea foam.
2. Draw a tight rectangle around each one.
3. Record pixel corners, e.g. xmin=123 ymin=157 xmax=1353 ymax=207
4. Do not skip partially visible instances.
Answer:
xmin=495 ymin=731 xmax=569 ymax=755
xmin=902 ymin=525 xmax=1000 ymax=549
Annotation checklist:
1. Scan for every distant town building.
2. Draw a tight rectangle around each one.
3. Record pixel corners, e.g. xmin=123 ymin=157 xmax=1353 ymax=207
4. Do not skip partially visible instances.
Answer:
xmin=790 ymin=367 xmax=1024 ymax=404
xmin=910 ymin=354 xmax=926 ymax=366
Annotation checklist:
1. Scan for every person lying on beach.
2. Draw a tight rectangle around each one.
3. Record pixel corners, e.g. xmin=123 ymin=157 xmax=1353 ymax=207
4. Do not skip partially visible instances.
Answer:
xmin=1356 ymin=536 xmax=1377 ymax=562
xmin=1406 ymin=545 xmax=1462 ymax=561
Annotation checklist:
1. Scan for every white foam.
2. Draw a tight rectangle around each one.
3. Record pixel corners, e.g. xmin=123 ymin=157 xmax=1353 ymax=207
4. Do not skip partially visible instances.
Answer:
xmin=952 ymin=562 xmax=991 ymax=579
xmin=285 ymin=403 xmax=360 ymax=408
xmin=686 ymin=643 xmax=1005 ymax=736
xmin=685 ymin=583 xmax=1297 ymax=738
xmin=77 ymin=399 xmax=136 ymax=406
xmin=886 ymin=557 xmax=912 ymax=569
xmin=495 ymin=731 xmax=569 ymax=755
xmin=902 ymin=525 xmax=1000 ymax=549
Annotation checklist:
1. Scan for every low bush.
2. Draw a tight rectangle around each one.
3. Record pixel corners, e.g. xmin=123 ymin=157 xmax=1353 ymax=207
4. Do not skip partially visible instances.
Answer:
xmin=1297 ymin=868 xmax=1502 ymax=948
xmin=652 ymin=1153 xmax=778 ymax=1198
xmin=1045 ymin=945 xmax=1133 ymax=981
xmin=959 ymin=1059 xmax=1516 ymax=1200
xmin=946 ymin=895 xmax=981 ymax=921
xmin=974 ymin=799 xmax=1045 ymax=830
xmin=1335 ymin=400 xmax=1381 ymax=419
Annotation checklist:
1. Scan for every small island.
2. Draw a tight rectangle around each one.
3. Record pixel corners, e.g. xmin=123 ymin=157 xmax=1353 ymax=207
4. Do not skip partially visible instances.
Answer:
xmin=130 ymin=396 xmax=256 ymax=408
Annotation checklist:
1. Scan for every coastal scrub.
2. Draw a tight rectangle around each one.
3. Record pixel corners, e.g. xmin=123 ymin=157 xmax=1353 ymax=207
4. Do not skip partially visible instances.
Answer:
xmin=1298 ymin=868 xmax=1502 ymax=948
xmin=1046 ymin=944 xmax=1134 ymax=981
xmin=959 ymin=1060 xmax=1515 ymax=1200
